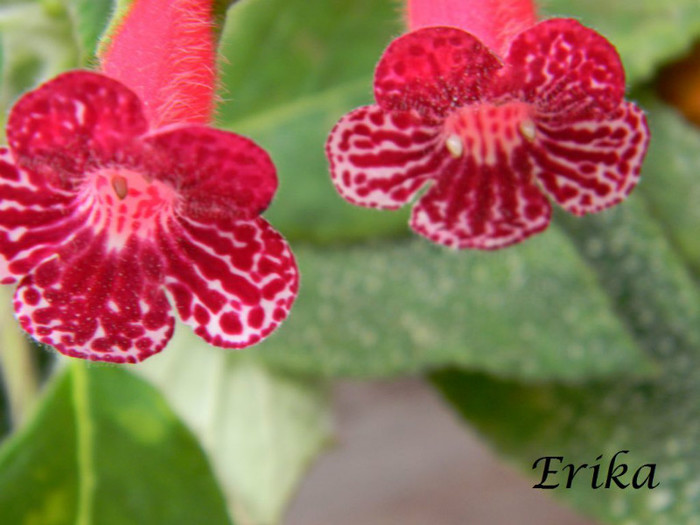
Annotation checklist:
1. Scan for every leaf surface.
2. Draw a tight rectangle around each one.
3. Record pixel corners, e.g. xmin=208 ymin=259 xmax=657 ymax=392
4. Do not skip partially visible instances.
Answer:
xmin=541 ymin=0 xmax=700 ymax=85
xmin=137 ymin=346 xmax=332 ymax=525
xmin=433 ymin=101 xmax=700 ymax=522
xmin=0 ymin=363 xmax=231 ymax=525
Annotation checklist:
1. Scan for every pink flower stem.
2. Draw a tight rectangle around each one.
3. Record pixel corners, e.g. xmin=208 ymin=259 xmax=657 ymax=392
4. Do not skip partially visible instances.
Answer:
xmin=99 ymin=0 xmax=218 ymax=128
xmin=405 ymin=0 xmax=538 ymax=56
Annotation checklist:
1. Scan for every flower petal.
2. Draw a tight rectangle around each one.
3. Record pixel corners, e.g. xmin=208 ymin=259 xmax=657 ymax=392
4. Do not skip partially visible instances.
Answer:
xmin=0 ymin=148 xmax=82 ymax=283
xmin=502 ymin=19 xmax=625 ymax=118
xmin=326 ymin=105 xmax=443 ymax=209
xmin=161 ymin=215 xmax=298 ymax=349
xmin=7 ymin=71 xmax=148 ymax=189
xmin=532 ymin=102 xmax=649 ymax=215
xmin=143 ymin=126 xmax=277 ymax=219
xmin=14 ymin=233 xmax=175 ymax=363
xmin=374 ymin=27 xmax=501 ymax=118
xmin=410 ymin=154 xmax=551 ymax=249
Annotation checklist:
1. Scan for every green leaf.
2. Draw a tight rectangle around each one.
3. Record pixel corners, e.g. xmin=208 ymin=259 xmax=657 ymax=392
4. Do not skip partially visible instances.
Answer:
xmin=216 ymin=0 xmax=399 ymax=126
xmin=0 ymin=288 xmax=40 ymax=435
xmin=541 ymin=0 xmax=700 ymax=86
xmin=236 ymin=81 xmax=410 ymax=243
xmin=136 ymin=346 xmax=332 ymax=525
xmin=433 ymin=181 xmax=700 ymax=522
xmin=0 ymin=380 xmax=8 ymax=443
xmin=64 ymin=0 xmax=113 ymax=65
xmin=216 ymin=0 xmax=407 ymax=243
xmin=163 ymin=226 xmax=650 ymax=380
xmin=636 ymin=98 xmax=700 ymax=277
xmin=0 ymin=2 xmax=79 ymax=128
xmin=0 ymin=362 xmax=232 ymax=525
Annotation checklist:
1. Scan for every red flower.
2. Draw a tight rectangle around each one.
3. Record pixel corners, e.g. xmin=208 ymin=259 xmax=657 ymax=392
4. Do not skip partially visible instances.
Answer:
xmin=326 ymin=18 xmax=649 ymax=249
xmin=0 ymin=71 xmax=298 ymax=363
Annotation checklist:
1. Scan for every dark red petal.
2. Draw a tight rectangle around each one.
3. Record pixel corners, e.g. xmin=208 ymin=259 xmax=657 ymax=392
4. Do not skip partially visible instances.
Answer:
xmin=533 ymin=102 xmax=649 ymax=215
xmin=0 ymin=148 xmax=82 ymax=283
xmin=161 ymin=215 xmax=298 ymax=349
xmin=501 ymin=19 xmax=625 ymax=118
xmin=7 ymin=71 xmax=148 ymax=189
xmin=410 ymin=151 xmax=551 ymax=250
xmin=374 ymin=27 xmax=502 ymax=118
xmin=326 ymin=105 xmax=443 ymax=209
xmin=143 ymin=126 xmax=277 ymax=219
xmin=14 ymin=233 xmax=174 ymax=363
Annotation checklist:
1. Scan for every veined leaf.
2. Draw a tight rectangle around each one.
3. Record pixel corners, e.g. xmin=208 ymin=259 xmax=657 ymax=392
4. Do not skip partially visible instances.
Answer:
xmin=433 ymin=143 xmax=700 ymax=523
xmin=236 ymin=81 xmax=410 ymax=244
xmin=164 ymin=225 xmax=651 ymax=380
xmin=541 ymin=0 xmax=700 ymax=86
xmin=64 ymin=0 xmax=113 ymax=65
xmin=0 ymin=2 xmax=78 ymax=127
xmin=0 ymin=362 xmax=232 ymax=525
xmin=215 ymin=0 xmax=400 ymax=126
xmin=136 ymin=346 xmax=332 ymax=525
xmin=635 ymin=97 xmax=700 ymax=277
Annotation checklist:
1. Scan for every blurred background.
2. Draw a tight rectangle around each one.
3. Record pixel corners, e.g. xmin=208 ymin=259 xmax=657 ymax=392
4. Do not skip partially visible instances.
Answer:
xmin=1 ymin=0 xmax=700 ymax=524
xmin=287 ymin=379 xmax=596 ymax=525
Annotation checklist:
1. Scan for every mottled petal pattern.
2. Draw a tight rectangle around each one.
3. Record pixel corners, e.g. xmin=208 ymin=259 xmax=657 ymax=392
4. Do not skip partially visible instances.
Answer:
xmin=1 ymin=70 xmax=297 ymax=362
xmin=144 ymin=126 xmax=278 ymax=219
xmin=7 ymin=71 xmax=148 ymax=188
xmin=0 ymin=148 xmax=79 ymax=283
xmin=14 ymin=234 xmax=174 ymax=363
xmin=326 ymin=105 xmax=441 ymax=209
xmin=162 ymin=216 xmax=298 ymax=348
xmin=501 ymin=19 xmax=625 ymax=118
xmin=327 ymin=18 xmax=647 ymax=250
xmin=532 ymin=101 xmax=649 ymax=215
xmin=374 ymin=27 xmax=502 ymax=118
xmin=410 ymin=143 xmax=551 ymax=250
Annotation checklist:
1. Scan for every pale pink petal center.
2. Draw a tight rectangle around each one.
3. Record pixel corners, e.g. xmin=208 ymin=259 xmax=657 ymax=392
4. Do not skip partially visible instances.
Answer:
xmin=409 ymin=101 xmax=550 ymax=249
xmin=442 ymin=101 xmax=535 ymax=163
xmin=81 ymin=167 xmax=176 ymax=250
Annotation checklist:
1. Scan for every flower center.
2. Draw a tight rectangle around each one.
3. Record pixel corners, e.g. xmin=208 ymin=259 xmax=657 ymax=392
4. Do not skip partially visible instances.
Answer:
xmin=82 ymin=168 xmax=177 ymax=249
xmin=442 ymin=102 xmax=535 ymax=163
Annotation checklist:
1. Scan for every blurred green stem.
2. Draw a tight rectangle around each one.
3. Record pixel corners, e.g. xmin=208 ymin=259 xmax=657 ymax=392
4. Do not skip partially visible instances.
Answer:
xmin=0 ymin=287 xmax=39 ymax=429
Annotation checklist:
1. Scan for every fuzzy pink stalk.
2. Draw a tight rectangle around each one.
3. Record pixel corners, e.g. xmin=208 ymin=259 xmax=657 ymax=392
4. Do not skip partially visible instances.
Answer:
xmin=99 ymin=0 xmax=217 ymax=127
xmin=406 ymin=0 xmax=537 ymax=56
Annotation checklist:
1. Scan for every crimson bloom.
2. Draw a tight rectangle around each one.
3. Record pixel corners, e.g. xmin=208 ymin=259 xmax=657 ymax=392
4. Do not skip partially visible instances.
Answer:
xmin=0 ymin=1 xmax=298 ymax=363
xmin=327 ymin=0 xmax=649 ymax=249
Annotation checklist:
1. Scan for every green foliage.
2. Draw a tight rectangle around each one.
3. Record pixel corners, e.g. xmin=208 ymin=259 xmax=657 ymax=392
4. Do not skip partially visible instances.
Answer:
xmin=216 ymin=0 xmax=407 ymax=244
xmin=137 ymin=347 xmax=332 ymax=525
xmin=235 ymin=81 xmax=410 ymax=244
xmin=216 ymin=0 xmax=400 ymax=126
xmin=433 ymin=97 xmax=700 ymax=524
xmin=64 ymin=0 xmax=113 ymax=65
xmin=234 ymin=235 xmax=649 ymax=379
xmin=0 ymin=363 xmax=231 ymax=524
xmin=541 ymin=0 xmax=700 ymax=86
xmin=636 ymin=98 xmax=700 ymax=277
xmin=0 ymin=1 xmax=78 ymax=128
xmin=0 ymin=386 xmax=8 ymax=442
